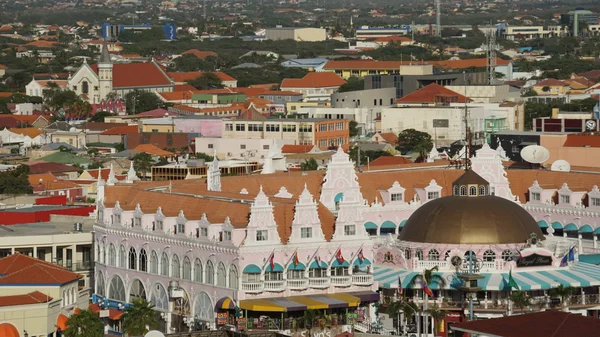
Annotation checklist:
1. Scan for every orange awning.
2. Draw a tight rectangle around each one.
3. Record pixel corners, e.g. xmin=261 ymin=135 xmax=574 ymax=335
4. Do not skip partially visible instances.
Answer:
xmin=57 ymin=313 xmax=69 ymax=330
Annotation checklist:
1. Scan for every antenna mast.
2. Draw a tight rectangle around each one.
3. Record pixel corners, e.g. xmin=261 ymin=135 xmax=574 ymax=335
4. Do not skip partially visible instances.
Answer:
xmin=486 ymin=29 xmax=497 ymax=85
xmin=435 ymin=0 xmax=441 ymax=37
xmin=463 ymin=71 xmax=469 ymax=171
xmin=203 ymin=0 xmax=207 ymax=20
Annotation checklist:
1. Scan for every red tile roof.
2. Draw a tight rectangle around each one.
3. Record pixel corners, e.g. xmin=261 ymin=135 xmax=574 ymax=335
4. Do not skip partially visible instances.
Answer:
xmin=90 ymin=63 xmax=172 ymax=88
xmin=174 ymin=84 xmax=197 ymax=92
xmin=89 ymin=303 xmax=124 ymax=320
xmin=452 ymin=310 xmax=600 ymax=337
xmin=281 ymin=144 xmax=317 ymax=154
xmin=281 ymin=72 xmax=346 ymax=89
xmin=0 ymin=291 xmax=53 ymax=307
xmin=28 ymin=173 xmax=57 ymax=186
xmin=158 ymin=91 xmax=194 ymax=101
xmin=181 ymin=49 xmax=218 ymax=60
xmin=396 ymin=83 xmax=471 ymax=103
xmin=231 ymin=87 xmax=269 ymax=97
xmin=377 ymin=132 xmax=398 ymax=144
xmin=133 ymin=144 xmax=175 ymax=156
xmin=534 ymin=78 xmax=568 ymax=87
xmin=167 ymin=71 xmax=235 ymax=83
xmin=100 ymin=125 xmax=139 ymax=135
xmin=563 ymin=134 xmax=600 ymax=147
xmin=24 ymin=162 xmax=79 ymax=174
xmin=369 ymin=156 xmax=413 ymax=166
xmin=260 ymin=90 xmax=304 ymax=96
xmin=0 ymin=253 xmax=81 ymax=285
xmin=136 ymin=108 xmax=175 ymax=117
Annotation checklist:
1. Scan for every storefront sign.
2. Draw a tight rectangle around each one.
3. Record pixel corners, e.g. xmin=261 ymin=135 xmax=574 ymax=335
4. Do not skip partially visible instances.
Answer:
xmin=217 ymin=312 xmax=228 ymax=325
xmin=517 ymin=253 xmax=552 ymax=267
xmin=237 ymin=317 xmax=246 ymax=331
xmin=291 ymin=326 xmax=347 ymax=337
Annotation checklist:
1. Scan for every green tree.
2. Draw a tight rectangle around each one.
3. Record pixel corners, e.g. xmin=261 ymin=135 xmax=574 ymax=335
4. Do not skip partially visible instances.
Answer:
xmin=426 ymin=306 xmax=447 ymax=336
xmin=133 ymin=152 xmax=154 ymax=179
xmin=522 ymin=88 xmax=538 ymax=97
xmin=88 ymin=161 xmax=103 ymax=170
xmin=550 ymin=284 xmax=575 ymax=307
xmin=408 ymin=266 xmax=447 ymax=295
xmin=524 ymin=102 xmax=552 ymax=130
xmin=349 ymin=120 xmax=359 ymax=137
xmin=63 ymin=309 xmax=104 ymax=337
xmin=169 ymin=54 xmax=214 ymax=72
xmin=191 ymin=152 xmax=215 ymax=161
xmin=385 ymin=299 xmax=419 ymax=333
xmin=0 ymin=165 xmax=32 ymax=195
xmin=397 ymin=129 xmax=433 ymax=158
xmin=186 ymin=73 xmax=224 ymax=90
xmin=301 ymin=158 xmax=318 ymax=171
xmin=89 ymin=111 xmax=116 ymax=122
xmin=338 ymin=77 xmax=363 ymax=93
xmin=509 ymin=291 xmax=532 ymax=313
xmin=122 ymin=298 xmax=159 ymax=336
xmin=125 ymin=90 xmax=163 ymax=115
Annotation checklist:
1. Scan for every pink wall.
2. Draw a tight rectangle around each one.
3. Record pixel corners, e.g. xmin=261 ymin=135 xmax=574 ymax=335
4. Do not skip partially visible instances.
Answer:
xmin=174 ymin=119 xmax=222 ymax=137
xmin=541 ymin=135 xmax=600 ymax=168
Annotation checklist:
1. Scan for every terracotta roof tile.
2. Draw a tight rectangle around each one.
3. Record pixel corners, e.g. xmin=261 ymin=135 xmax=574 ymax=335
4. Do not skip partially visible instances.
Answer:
xmin=133 ymin=144 xmax=174 ymax=156
xmin=28 ymin=173 xmax=57 ymax=186
xmin=377 ymin=132 xmax=398 ymax=144
xmin=368 ymin=156 xmax=412 ymax=166
xmin=174 ymin=84 xmax=197 ymax=92
xmin=281 ymin=72 xmax=346 ymax=89
xmin=181 ymin=49 xmax=218 ymax=60
xmin=231 ymin=87 xmax=269 ymax=97
xmin=396 ymin=83 xmax=471 ymax=103
xmin=563 ymin=134 xmax=600 ymax=147
xmin=0 ymin=291 xmax=53 ymax=307
xmin=7 ymin=127 xmax=42 ymax=138
xmin=534 ymin=78 xmax=568 ymax=87
xmin=100 ymin=125 xmax=139 ymax=135
xmin=0 ymin=253 xmax=81 ymax=285
xmin=281 ymin=144 xmax=317 ymax=154
xmin=167 ymin=71 xmax=235 ymax=83
xmin=90 ymin=63 xmax=172 ymax=88
xmin=24 ymin=162 xmax=79 ymax=174
xmin=158 ymin=91 xmax=194 ymax=101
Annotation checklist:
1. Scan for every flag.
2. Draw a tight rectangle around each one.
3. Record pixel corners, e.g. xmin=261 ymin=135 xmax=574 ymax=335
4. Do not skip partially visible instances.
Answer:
xmin=507 ymin=269 xmax=519 ymax=291
xmin=421 ymin=279 xmax=434 ymax=297
xmin=560 ymin=253 xmax=568 ymax=267
xmin=516 ymin=250 xmax=523 ymax=262
xmin=358 ymin=248 xmax=364 ymax=263
xmin=397 ymin=276 xmax=403 ymax=298
xmin=336 ymin=248 xmax=345 ymax=264
xmin=568 ymin=246 xmax=575 ymax=262
xmin=293 ymin=251 xmax=300 ymax=266
xmin=315 ymin=255 xmax=322 ymax=267
xmin=268 ymin=252 xmax=275 ymax=271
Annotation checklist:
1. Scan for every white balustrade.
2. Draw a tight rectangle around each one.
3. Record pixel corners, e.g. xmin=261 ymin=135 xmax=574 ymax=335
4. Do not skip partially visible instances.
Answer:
xmin=242 ymin=282 xmax=264 ymax=293
xmin=264 ymin=280 xmax=286 ymax=292
xmin=287 ymin=278 xmax=309 ymax=290
xmin=331 ymin=276 xmax=352 ymax=287
xmin=309 ymin=277 xmax=330 ymax=288
xmin=418 ymin=260 xmax=443 ymax=269
xmin=352 ymin=274 xmax=374 ymax=285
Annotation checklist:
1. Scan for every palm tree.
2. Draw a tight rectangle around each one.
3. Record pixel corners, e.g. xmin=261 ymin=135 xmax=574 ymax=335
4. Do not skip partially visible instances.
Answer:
xmin=133 ymin=152 xmax=154 ymax=179
xmin=408 ymin=266 xmax=447 ymax=336
xmin=122 ymin=298 xmax=159 ymax=336
xmin=63 ymin=309 xmax=104 ymax=337
xmin=427 ymin=306 xmax=447 ymax=336
xmin=550 ymin=284 xmax=575 ymax=308
xmin=303 ymin=309 xmax=320 ymax=329
xmin=386 ymin=299 xmax=419 ymax=334
xmin=509 ymin=291 xmax=531 ymax=313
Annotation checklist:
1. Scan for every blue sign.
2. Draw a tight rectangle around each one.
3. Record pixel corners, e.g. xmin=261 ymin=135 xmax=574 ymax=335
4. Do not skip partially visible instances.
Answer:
xmin=163 ymin=23 xmax=177 ymax=41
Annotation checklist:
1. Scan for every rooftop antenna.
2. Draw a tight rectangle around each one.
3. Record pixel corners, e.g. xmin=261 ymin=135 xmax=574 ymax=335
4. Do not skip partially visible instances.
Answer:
xmin=203 ymin=0 xmax=207 ymax=20
xmin=463 ymin=71 xmax=469 ymax=171
xmin=486 ymin=30 xmax=497 ymax=85
xmin=435 ymin=0 xmax=441 ymax=37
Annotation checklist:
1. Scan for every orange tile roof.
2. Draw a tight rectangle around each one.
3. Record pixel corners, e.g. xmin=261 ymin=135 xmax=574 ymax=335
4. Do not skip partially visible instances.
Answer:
xmin=0 ymin=253 xmax=81 ymax=285
xmin=8 ymin=127 xmax=42 ymax=138
xmin=0 ymin=115 xmax=47 ymax=125
xmin=158 ymin=91 xmax=194 ymax=101
xmin=369 ymin=156 xmax=413 ymax=166
xmin=534 ymin=78 xmax=568 ymax=87
xmin=281 ymin=72 xmax=346 ymax=89
xmin=563 ymin=134 xmax=600 ymax=147
xmin=0 ymin=92 xmax=14 ymax=98
xmin=167 ymin=71 xmax=235 ymax=83
xmin=260 ymin=90 xmax=304 ymax=96
xmin=181 ymin=49 xmax=218 ymax=59
xmin=174 ymin=84 xmax=197 ymax=92
xmin=396 ymin=83 xmax=471 ymax=103
xmin=231 ymin=87 xmax=269 ymax=97
xmin=90 ymin=63 xmax=172 ymax=88
xmin=0 ymin=291 xmax=53 ymax=307
xmin=133 ymin=144 xmax=175 ymax=156
xmin=89 ymin=303 xmax=124 ymax=320
xmin=281 ymin=144 xmax=316 ymax=153
xmin=100 ymin=125 xmax=139 ymax=135
xmin=37 ymin=80 xmax=68 ymax=88
xmin=378 ymin=132 xmax=398 ymax=144
xmin=28 ymin=173 xmax=57 ymax=186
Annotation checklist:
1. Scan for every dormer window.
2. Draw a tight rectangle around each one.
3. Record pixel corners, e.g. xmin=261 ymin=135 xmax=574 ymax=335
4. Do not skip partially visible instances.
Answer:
xmin=531 ymin=192 xmax=541 ymax=201
xmin=469 ymin=186 xmax=477 ymax=196
xmin=592 ymin=197 xmax=600 ymax=207
xmin=154 ymin=220 xmax=163 ymax=231
xmin=133 ymin=217 xmax=141 ymax=227
xmin=344 ymin=225 xmax=356 ymax=236
xmin=112 ymin=214 xmax=121 ymax=225
xmin=560 ymin=195 xmax=570 ymax=204
xmin=301 ymin=227 xmax=312 ymax=238
xmin=200 ymin=227 xmax=208 ymax=237
xmin=460 ymin=186 xmax=467 ymax=196
xmin=256 ymin=230 xmax=268 ymax=241
xmin=428 ymin=191 xmax=439 ymax=200
xmin=223 ymin=230 xmax=231 ymax=241
xmin=177 ymin=223 xmax=185 ymax=234
xmin=453 ymin=186 xmax=459 ymax=196
xmin=479 ymin=185 xmax=487 ymax=196
xmin=391 ymin=193 xmax=403 ymax=201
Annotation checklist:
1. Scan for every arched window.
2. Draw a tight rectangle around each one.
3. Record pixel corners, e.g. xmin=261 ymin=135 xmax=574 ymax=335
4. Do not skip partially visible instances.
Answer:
xmin=82 ymin=81 xmax=89 ymax=94
xmin=427 ymin=249 xmax=439 ymax=261
xmin=217 ymin=263 xmax=227 ymax=287
xmin=194 ymin=259 xmax=203 ymax=283
xmin=404 ymin=249 xmax=411 ymax=260
xmin=483 ymin=250 xmax=496 ymax=262
xmin=139 ymin=249 xmax=147 ymax=272
xmin=183 ymin=257 xmax=192 ymax=280
xmin=229 ymin=265 xmax=238 ymax=289
xmin=108 ymin=276 xmax=126 ymax=302
xmin=464 ymin=250 xmax=476 ymax=261
xmin=161 ymin=253 xmax=169 ymax=276
xmin=96 ymin=272 xmax=105 ymax=297
xmin=501 ymin=250 xmax=514 ymax=261
xmin=460 ymin=185 xmax=467 ymax=196
xmin=205 ymin=261 xmax=214 ymax=285
xmin=119 ymin=245 xmax=126 ymax=268
xmin=129 ymin=247 xmax=137 ymax=270
xmin=172 ymin=255 xmax=180 ymax=278
xmin=415 ymin=249 xmax=423 ymax=260
xmin=384 ymin=252 xmax=393 ymax=262
xmin=479 ymin=185 xmax=486 ymax=196
xmin=453 ymin=185 xmax=459 ymax=196
xmin=108 ymin=244 xmax=116 ymax=266
xmin=150 ymin=251 xmax=158 ymax=274
xmin=444 ymin=250 xmax=450 ymax=260
xmin=469 ymin=186 xmax=477 ymax=196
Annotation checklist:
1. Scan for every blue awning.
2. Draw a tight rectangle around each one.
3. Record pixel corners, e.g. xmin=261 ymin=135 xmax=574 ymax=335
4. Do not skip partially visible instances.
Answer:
xmin=579 ymin=254 xmax=600 ymax=264
xmin=332 ymin=260 xmax=350 ymax=267
xmin=334 ymin=193 xmax=344 ymax=202
xmin=381 ymin=221 xmax=396 ymax=229
xmin=594 ymin=227 xmax=600 ymax=234
xmin=265 ymin=263 xmax=284 ymax=272
xmin=552 ymin=221 xmax=563 ymax=229
xmin=288 ymin=262 xmax=306 ymax=271
xmin=364 ymin=222 xmax=377 ymax=230
xmin=243 ymin=264 xmax=261 ymax=273
xmin=564 ymin=223 xmax=578 ymax=231
xmin=580 ymin=225 xmax=593 ymax=233
xmin=354 ymin=258 xmax=371 ymax=266
xmin=399 ymin=220 xmax=407 ymax=227
xmin=537 ymin=220 xmax=548 ymax=228
xmin=309 ymin=260 xmax=327 ymax=269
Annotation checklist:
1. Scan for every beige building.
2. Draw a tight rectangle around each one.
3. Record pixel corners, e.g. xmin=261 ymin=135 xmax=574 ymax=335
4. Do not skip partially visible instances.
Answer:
xmin=265 ymin=27 xmax=327 ymax=42
xmin=445 ymin=85 xmax=509 ymax=104
xmin=49 ymin=131 xmax=87 ymax=148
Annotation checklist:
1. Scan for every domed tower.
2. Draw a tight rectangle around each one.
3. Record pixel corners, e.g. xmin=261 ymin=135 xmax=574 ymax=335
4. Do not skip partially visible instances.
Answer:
xmin=98 ymin=39 xmax=113 ymax=102
xmin=399 ymin=170 xmax=543 ymax=245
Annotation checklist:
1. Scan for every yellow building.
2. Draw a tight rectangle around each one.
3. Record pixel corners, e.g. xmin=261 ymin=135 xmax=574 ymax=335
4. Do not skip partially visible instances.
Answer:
xmin=321 ymin=60 xmax=433 ymax=79
xmin=286 ymin=101 xmax=330 ymax=114
xmin=532 ymin=79 xmax=570 ymax=96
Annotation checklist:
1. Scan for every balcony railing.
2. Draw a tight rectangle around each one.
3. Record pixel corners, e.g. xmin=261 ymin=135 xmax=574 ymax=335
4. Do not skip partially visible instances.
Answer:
xmin=241 ymin=282 xmax=264 ymax=293
xmin=352 ymin=274 xmax=374 ymax=285
xmin=309 ymin=277 xmax=330 ymax=289
xmin=264 ymin=280 xmax=286 ymax=292
xmin=331 ymin=276 xmax=352 ymax=287
xmin=56 ymin=260 xmax=93 ymax=272
xmin=287 ymin=278 xmax=309 ymax=290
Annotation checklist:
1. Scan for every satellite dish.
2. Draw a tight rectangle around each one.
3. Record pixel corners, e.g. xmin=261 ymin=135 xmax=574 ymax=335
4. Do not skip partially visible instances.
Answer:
xmin=551 ymin=159 xmax=571 ymax=172
xmin=144 ymin=331 xmax=165 ymax=337
xmin=520 ymin=145 xmax=550 ymax=164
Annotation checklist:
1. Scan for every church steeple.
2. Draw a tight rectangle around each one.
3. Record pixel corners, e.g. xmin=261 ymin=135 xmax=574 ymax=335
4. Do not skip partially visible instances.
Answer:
xmin=98 ymin=39 xmax=113 ymax=104
xmin=99 ymin=39 xmax=112 ymax=64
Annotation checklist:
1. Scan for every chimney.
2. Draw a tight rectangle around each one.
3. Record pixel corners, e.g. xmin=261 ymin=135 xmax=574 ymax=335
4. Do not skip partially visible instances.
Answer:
xmin=551 ymin=108 xmax=559 ymax=119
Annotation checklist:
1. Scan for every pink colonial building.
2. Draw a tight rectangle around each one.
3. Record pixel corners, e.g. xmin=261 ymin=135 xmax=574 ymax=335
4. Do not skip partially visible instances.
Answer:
xmin=93 ymin=141 xmax=600 ymax=334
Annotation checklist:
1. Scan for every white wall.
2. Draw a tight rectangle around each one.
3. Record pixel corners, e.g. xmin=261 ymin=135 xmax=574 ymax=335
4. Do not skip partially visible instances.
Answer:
xmin=196 ymin=137 xmax=295 ymax=162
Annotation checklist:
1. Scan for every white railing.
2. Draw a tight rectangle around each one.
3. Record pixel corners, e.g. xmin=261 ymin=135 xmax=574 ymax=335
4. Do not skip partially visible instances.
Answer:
xmin=352 ymin=274 xmax=374 ymax=285
xmin=331 ymin=276 xmax=352 ymax=287
xmin=309 ymin=277 xmax=330 ymax=289
xmin=242 ymin=282 xmax=264 ymax=293
xmin=287 ymin=278 xmax=309 ymax=290
xmin=264 ymin=280 xmax=286 ymax=292
xmin=418 ymin=260 xmax=443 ymax=269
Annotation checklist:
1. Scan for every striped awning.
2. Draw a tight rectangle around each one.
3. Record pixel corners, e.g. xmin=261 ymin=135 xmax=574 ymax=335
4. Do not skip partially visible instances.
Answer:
xmin=215 ymin=297 xmax=235 ymax=310
xmin=374 ymin=262 xmax=600 ymax=291
xmin=239 ymin=292 xmax=375 ymax=313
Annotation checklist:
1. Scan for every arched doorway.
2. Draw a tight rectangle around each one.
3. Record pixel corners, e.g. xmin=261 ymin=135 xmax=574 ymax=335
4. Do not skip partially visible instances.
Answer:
xmin=129 ymin=279 xmax=147 ymax=302
xmin=108 ymin=275 xmax=126 ymax=302
xmin=96 ymin=271 xmax=105 ymax=297
xmin=194 ymin=292 xmax=214 ymax=330
xmin=150 ymin=283 xmax=169 ymax=333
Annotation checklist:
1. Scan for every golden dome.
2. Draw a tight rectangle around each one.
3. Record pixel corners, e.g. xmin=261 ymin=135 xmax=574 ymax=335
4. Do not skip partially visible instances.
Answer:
xmin=399 ymin=195 xmax=543 ymax=245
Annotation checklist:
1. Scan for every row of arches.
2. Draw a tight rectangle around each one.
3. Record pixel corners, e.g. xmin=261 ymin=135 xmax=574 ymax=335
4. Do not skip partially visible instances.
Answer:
xmin=364 ymin=220 xmax=408 ymax=236
xmin=537 ymin=220 xmax=599 ymax=234
xmin=62 ymin=287 xmax=77 ymax=307
xmin=404 ymin=248 xmax=516 ymax=262
xmin=99 ymin=242 xmax=238 ymax=289
xmin=96 ymin=273 xmax=216 ymax=322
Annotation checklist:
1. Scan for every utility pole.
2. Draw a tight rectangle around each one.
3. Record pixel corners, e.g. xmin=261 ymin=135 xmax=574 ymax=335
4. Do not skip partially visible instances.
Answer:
xmin=435 ymin=0 xmax=441 ymax=37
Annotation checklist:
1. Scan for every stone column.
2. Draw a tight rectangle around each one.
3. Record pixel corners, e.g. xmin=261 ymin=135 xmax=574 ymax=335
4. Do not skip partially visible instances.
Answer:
xmin=52 ymin=245 xmax=57 ymax=263
xmin=582 ymin=288 xmax=586 ymax=305
xmin=484 ymin=292 xmax=488 ymax=309
xmin=33 ymin=246 xmax=38 ymax=259
xmin=594 ymin=235 xmax=598 ymax=249
xmin=579 ymin=234 xmax=583 ymax=254
xmin=10 ymin=247 xmax=14 ymax=255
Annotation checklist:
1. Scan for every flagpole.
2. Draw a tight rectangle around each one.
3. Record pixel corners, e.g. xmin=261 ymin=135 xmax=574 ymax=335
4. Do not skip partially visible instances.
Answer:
xmin=329 ymin=244 xmax=343 ymax=264
xmin=307 ymin=245 xmax=321 ymax=264
xmin=285 ymin=248 xmax=299 ymax=266
xmin=262 ymin=249 xmax=275 ymax=269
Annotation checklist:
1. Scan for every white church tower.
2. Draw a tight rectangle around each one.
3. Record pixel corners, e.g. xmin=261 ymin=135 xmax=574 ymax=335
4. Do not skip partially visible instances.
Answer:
xmin=207 ymin=152 xmax=221 ymax=192
xmin=98 ymin=40 xmax=113 ymax=102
